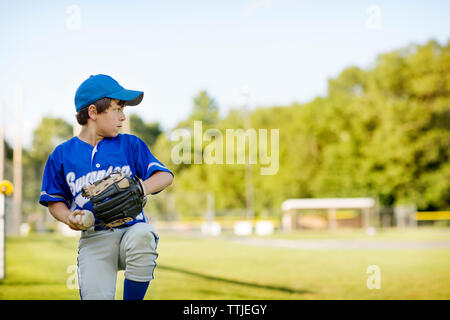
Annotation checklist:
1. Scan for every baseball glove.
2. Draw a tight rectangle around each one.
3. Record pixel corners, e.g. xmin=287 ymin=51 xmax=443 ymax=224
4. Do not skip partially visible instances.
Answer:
xmin=81 ymin=171 xmax=147 ymax=228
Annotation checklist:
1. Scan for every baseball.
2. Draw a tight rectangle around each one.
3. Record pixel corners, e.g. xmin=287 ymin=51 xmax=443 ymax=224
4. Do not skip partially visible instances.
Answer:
xmin=80 ymin=210 xmax=95 ymax=229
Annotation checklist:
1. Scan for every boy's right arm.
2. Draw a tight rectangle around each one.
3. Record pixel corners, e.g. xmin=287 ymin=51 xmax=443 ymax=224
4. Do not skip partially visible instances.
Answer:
xmin=48 ymin=201 xmax=85 ymax=231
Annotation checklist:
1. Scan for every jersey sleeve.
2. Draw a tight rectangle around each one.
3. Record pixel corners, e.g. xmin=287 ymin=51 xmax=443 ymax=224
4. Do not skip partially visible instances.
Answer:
xmin=132 ymin=136 xmax=173 ymax=192
xmin=39 ymin=151 xmax=73 ymax=208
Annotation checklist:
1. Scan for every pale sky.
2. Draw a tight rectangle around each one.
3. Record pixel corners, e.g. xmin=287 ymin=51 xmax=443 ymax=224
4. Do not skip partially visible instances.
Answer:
xmin=0 ymin=0 xmax=449 ymax=148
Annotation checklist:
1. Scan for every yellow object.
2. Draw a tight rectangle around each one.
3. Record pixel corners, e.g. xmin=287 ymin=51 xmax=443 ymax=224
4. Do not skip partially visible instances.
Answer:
xmin=415 ymin=211 xmax=450 ymax=221
xmin=335 ymin=210 xmax=359 ymax=220
xmin=0 ymin=180 xmax=14 ymax=196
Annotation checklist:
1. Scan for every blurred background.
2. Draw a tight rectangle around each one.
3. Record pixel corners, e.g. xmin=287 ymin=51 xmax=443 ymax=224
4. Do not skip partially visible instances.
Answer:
xmin=0 ymin=0 xmax=449 ymax=299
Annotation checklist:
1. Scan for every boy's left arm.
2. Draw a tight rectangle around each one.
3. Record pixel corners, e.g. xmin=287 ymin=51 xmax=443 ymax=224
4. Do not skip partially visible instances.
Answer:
xmin=141 ymin=171 xmax=173 ymax=195
xmin=131 ymin=136 xmax=174 ymax=195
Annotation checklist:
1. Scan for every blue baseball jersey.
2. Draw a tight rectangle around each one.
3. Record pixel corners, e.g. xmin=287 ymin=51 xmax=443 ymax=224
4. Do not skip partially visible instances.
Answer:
xmin=39 ymin=134 xmax=173 ymax=229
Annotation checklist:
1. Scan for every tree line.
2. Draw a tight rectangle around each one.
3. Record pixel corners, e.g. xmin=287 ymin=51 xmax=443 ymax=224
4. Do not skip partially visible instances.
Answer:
xmin=4 ymin=39 xmax=449 ymax=222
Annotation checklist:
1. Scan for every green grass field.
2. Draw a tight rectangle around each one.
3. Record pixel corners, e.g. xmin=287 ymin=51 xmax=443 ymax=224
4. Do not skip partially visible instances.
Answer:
xmin=1 ymin=228 xmax=449 ymax=300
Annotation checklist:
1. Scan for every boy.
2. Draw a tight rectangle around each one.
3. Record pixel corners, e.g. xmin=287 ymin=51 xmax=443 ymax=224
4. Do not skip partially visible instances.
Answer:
xmin=39 ymin=74 xmax=174 ymax=300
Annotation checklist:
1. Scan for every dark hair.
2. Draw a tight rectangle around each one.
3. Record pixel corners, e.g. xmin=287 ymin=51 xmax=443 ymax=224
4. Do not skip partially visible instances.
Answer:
xmin=75 ymin=98 xmax=125 ymax=125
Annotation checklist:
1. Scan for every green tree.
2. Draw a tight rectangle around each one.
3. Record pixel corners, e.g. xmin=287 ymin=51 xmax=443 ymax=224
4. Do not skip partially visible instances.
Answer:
xmin=23 ymin=117 xmax=73 ymax=216
xmin=178 ymin=90 xmax=219 ymax=128
xmin=151 ymin=39 xmax=450 ymax=220
xmin=129 ymin=113 xmax=162 ymax=148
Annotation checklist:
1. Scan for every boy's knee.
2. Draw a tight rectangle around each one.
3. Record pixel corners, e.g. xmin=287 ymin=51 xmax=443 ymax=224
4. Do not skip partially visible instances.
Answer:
xmin=122 ymin=224 xmax=159 ymax=282
xmin=126 ymin=224 xmax=158 ymax=252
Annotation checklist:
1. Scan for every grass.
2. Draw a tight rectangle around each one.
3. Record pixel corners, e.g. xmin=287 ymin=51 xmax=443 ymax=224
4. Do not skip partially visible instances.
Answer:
xmin=1 ymin=228 xmax=449 ymax=300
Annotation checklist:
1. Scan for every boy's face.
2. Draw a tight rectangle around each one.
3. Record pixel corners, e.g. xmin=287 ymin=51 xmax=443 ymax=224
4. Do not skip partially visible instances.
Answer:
xmin=96 ymin=99 xmax=126 ymax=138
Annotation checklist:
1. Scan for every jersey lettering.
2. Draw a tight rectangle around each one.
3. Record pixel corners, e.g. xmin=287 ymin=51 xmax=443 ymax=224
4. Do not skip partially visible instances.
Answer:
xmin=66 ymin=165 xmax=131 ymax=196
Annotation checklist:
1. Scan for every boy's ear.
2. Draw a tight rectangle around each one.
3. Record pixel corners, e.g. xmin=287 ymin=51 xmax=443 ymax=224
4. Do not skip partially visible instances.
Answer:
xmin=87 ymin=104 xmax=98 ymax=120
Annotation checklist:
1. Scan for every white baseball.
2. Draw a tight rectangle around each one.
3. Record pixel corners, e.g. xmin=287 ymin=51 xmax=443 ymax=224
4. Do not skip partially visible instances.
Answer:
xmin=80 ymin=210 xmax=95 ymax=228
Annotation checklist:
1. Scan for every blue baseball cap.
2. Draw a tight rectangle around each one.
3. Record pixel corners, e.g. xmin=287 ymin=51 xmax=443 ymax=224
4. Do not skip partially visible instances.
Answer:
xmin=74 ymin=74 xmax=144 ymax=112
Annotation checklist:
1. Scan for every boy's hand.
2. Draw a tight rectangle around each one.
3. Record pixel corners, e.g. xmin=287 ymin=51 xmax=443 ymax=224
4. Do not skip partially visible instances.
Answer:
xmin=66 ymin=210 xmax=90 ymax=231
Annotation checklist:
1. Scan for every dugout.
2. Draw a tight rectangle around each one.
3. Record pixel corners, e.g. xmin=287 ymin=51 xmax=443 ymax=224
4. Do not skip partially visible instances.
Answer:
xmin=281 ymin=198 xmax=376 ymax=231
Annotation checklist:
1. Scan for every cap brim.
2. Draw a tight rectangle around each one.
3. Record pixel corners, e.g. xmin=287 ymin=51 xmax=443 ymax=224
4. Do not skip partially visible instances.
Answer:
xmin=107 ymin=89 xmax=144 ymax=106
